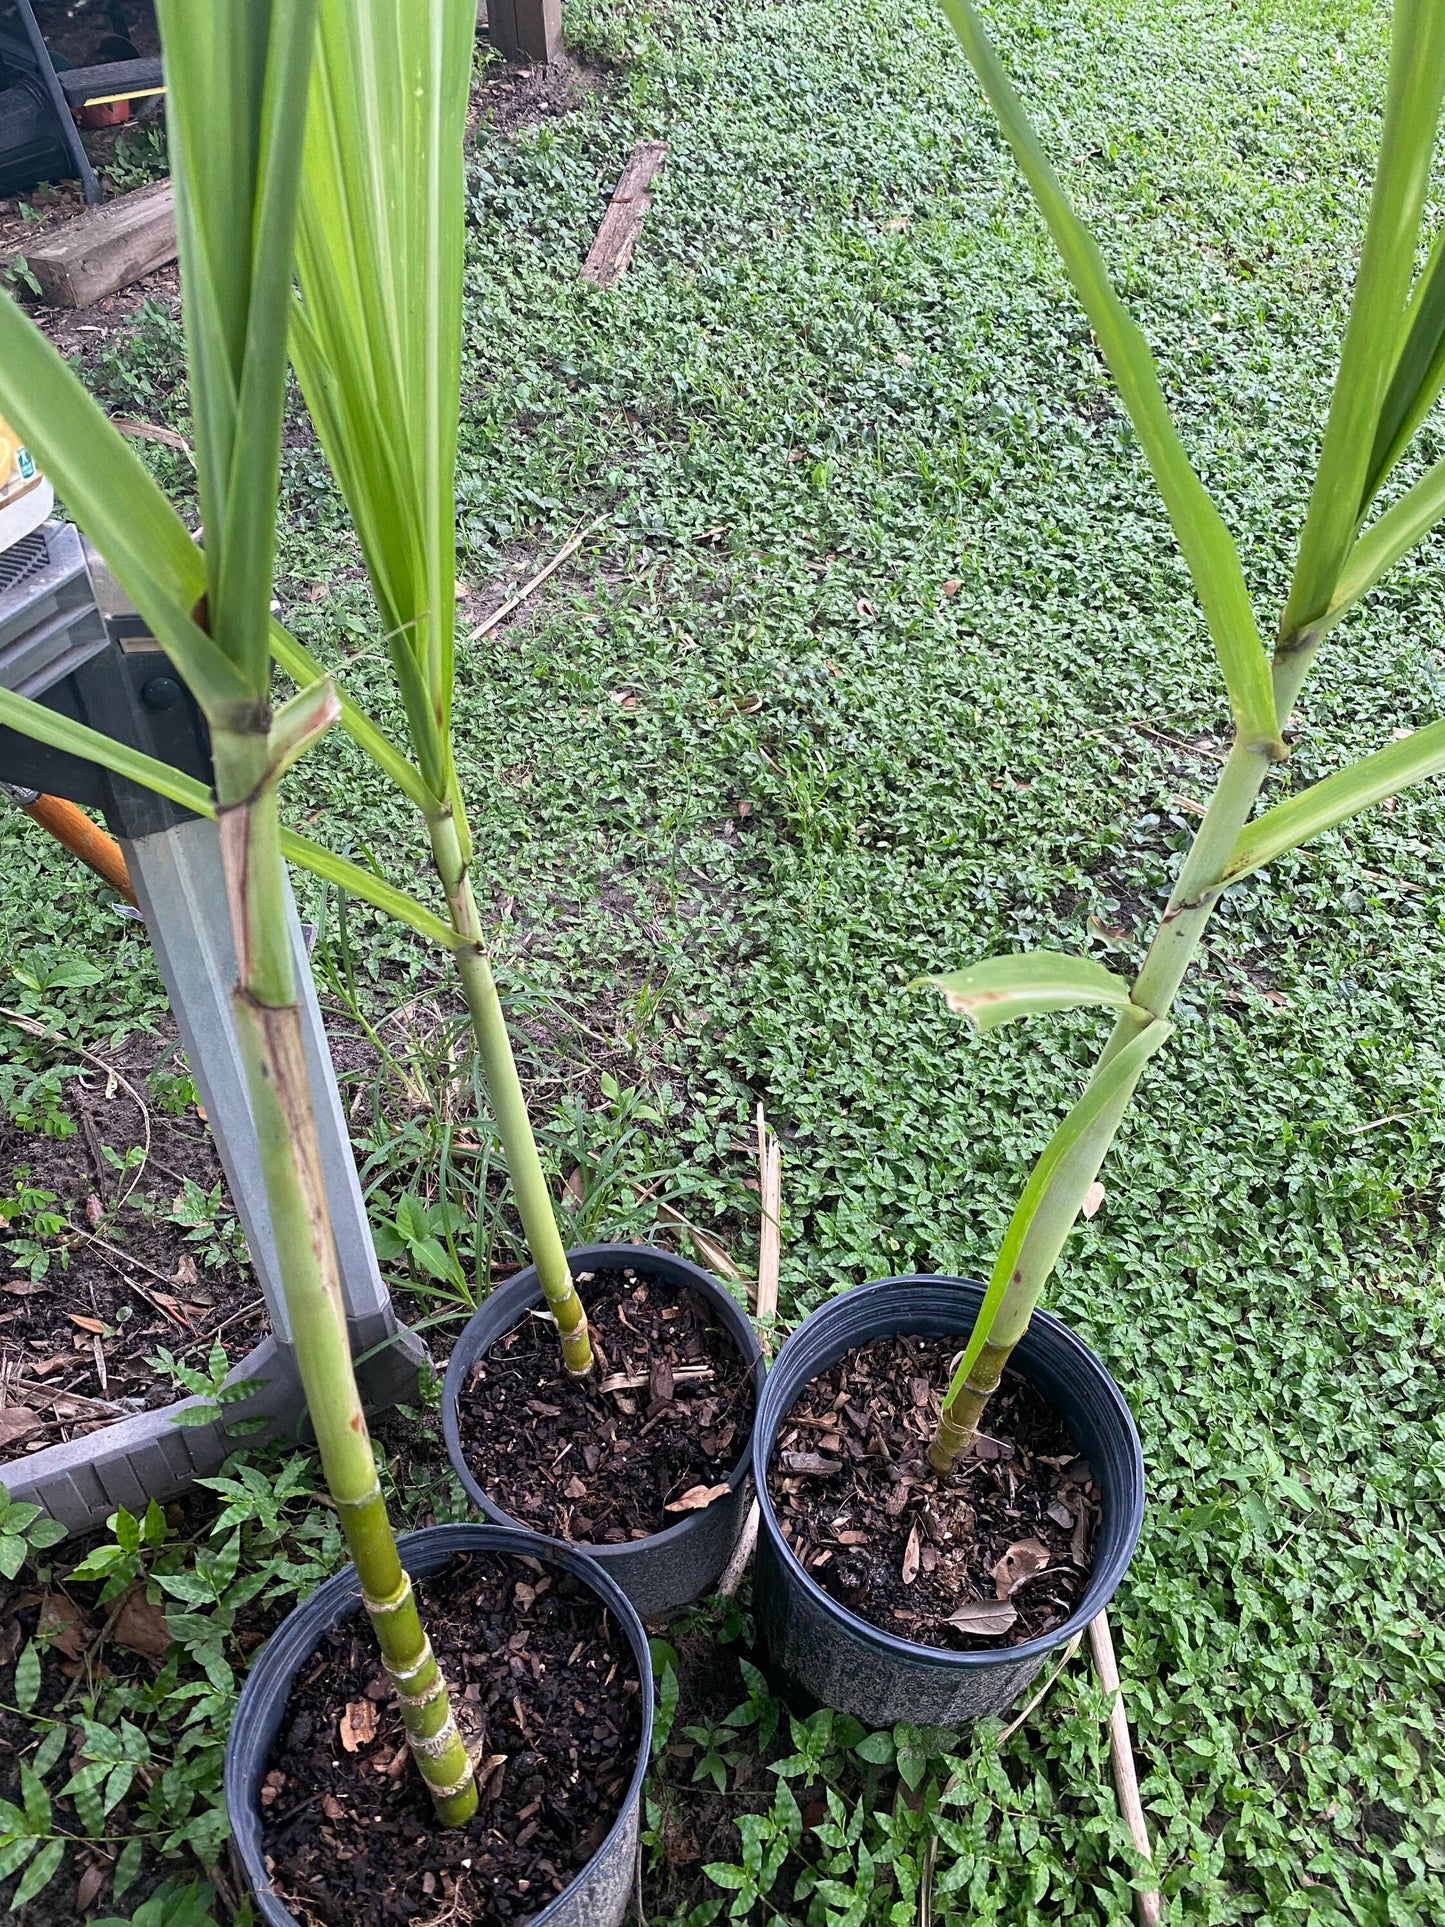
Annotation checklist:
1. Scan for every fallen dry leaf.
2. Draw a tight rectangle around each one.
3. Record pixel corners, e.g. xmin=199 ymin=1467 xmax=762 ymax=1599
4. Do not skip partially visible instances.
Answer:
xmin=0 ymin=1406 xmax=43 ymax=1449
xmin=1080 ymin=1181 xmax=1106 ymax=1221
xmin=781 ymin=1451 xmax=842 ymax=1477
xmin=38 ymin=1592 xmax=94 ymax=1659
xmin=322 ymin=1793 xmax=344 ymax=1821
xmin=68 ymin=1314 xmax=106 ymax=1335
xmin=84 ymin=1194 xmax=104 ymax=1227
xmin=941 ymin=578 xmax=962 ymax=598
xmin=901 ymin=1519 xmax=922 ymax=1586
xmin=340 ymin=1699 xmax=378 ymax=1752
xmin=3 ymin=1279 xmax=49 ymax=1297
xmin=562 ymin=1168 xmax=584 ymax=1211
xmin=993 ymin=1538 xmax=1052 ymax=1600
xmin=947 ymin=1601 xmax=1018 ymax=1636
xmin=112 ymin=1585 xmax=173 ymax=1660
xmin=76 ymin=1862 xmax=107 ymax=1912
xmin=665 ymin=1482 xmax=730 ymax=1513
xmin=649 ymin=1358 xmax=675 ymax=1404
xmin=173 ymin=1253 xmax=199 ymax=1288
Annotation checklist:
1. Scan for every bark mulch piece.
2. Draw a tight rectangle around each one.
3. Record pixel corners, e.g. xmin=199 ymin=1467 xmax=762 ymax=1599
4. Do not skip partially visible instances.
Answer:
xmin=262 ymin=1551 xmax=642 ymax=1926
xmin=765 ymin=1333 xmax=1098 ymax=1652
xmin=455 ymin=1265 xmax=755 ymax=1544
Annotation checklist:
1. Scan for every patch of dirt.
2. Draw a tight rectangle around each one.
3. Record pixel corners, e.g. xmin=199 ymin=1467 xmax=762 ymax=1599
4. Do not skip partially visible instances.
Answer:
xmin=0 ymin=1023 xmax=261 ymax=1465
xmin=455 ymin=1263 xmax=754 ymax=1543
xmin=765 ymin=1334 xmax=1097 ymax=1652
xmin=262 ymin=1550 xmax=642 ymax=1927
xmin=468 ymin=51 xmax=606 ymax=141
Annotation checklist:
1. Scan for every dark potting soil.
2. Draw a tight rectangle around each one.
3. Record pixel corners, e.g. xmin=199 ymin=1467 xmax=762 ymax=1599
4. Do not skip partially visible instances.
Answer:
xmin=766 ymin=1334 xmax=1098 ymax=1652
xmin=261 ymin=1552 xmax=642 ymax=1926
xmin=454 ymin=1266 xmax=754 ymax=1543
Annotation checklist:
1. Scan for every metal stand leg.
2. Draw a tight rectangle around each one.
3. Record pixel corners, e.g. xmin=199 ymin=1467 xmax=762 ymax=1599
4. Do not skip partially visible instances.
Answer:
xmin=0 ymin=816 xmax=426 ymax=1532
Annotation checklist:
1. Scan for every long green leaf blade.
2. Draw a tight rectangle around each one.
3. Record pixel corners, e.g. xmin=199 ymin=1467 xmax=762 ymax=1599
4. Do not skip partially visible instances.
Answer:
xmin=1362 ymin=224 xmax=1445 ymax=508
xmin=937 ymin=0 xmax=1279 ymax=751
xmin=1222 ymin=719 xmax=1445 ymax=883
xmin=0 ymin=690 xmax=458 ymax=951
xmin=291 ymin=0 xmax=473 ymax=800
xmin=269 ymin=621 xmax=432 ymax=812
xmin=915 ymin=952 xmax=1140 ymax=1032
xmin=156 ymin=0 xmax=318 ymax=690
xmin=1326 ymin=455 xmax=1445 ymax=626
xmin=0 ymin=295 xmax=247 ymax=717
xmin=1284 ymin=0 xmax=1445 ymax=632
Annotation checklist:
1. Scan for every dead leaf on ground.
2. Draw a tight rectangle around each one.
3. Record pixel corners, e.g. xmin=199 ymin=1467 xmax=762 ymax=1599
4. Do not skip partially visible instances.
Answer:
xmin=38 ymin=1592 xmax=94 ymax=1659
xmin=781 ymin=1451 xmax=842 ymax=1477
xmin=562 ymin=1168 xmax=584 ymax=1210
xmin=68 ymin=1314 xmax=106 ymax=1334
xmin=947 ymin=1601 xmax=1018 ymax=1636
xmin=0 ymin=1617 xmax=21 ymax=1666
xmin=941 ymin=578 xmax=962 ymax=598
xmin=649 ymin=1358 xmax=675 ymax=1404
xmin=112 ymin=1585 xmax=172 ymax=1659
xmin=664 ymin=1482 xmax=729 ymax=1514
xmin=75 ymin=1863 xmax=107 ymax=1913
xmin=3 ymin=1279 xmax=49 ymax=1296
xmin=901 ymin=1518 xmax=922 ymax=1586
xmin=0 ymin=1407 xmax=43 ymax=1449
xmin=993 ymin=1537 xmax=1052 ymax=1600
xmin=340 ymin=1699 xmax=378 ymax=1752
xmin=1080 ymin=1181 xmax=1106 ymax=1221
xmin=322 ymin=1793 xmax=344 ymax=1821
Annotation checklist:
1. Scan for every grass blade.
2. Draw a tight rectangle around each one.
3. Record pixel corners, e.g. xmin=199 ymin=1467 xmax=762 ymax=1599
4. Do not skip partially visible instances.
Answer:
xmin=936 ymin=0 xmax=1279 ymax=751
xmin=1223 ymin=719 xmax=1445 ymax=883
xmin=1284 ymin=0 xmax=1445 ymax=632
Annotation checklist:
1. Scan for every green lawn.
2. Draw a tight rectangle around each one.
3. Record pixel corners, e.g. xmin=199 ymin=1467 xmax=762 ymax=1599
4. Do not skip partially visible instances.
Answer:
xmin=3 ymin=0 xmax=1443 ymax=1921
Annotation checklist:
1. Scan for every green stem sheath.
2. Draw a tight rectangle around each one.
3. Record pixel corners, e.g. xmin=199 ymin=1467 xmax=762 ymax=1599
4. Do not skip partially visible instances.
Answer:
xmin=214 ymin=732 xmax=477 ymax=1823
xmin=932 ymin=651 xmax=1312 ymax=1467
xmin=425 ymin=809 xmax=593 ymax=1374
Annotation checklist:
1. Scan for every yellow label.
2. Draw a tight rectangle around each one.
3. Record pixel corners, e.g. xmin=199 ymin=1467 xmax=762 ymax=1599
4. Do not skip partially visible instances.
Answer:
xmin=0 ymin=413 xmax=41 ymax=507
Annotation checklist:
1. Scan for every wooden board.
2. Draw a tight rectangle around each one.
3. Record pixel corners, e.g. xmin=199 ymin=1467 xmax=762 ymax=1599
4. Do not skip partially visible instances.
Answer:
xmin=20 ymin=179 xmax=175 ymax=309
xmin=485 ymin=0 xmax=564 ymax=65
xmin=581 ymin=142 xmax=669 ymax=289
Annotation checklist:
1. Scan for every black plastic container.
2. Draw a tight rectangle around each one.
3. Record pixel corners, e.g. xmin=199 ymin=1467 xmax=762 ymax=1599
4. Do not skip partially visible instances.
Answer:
xmin=442 ymin=1243 xmax=766 ymax=1618
xmin=226 ymin=1523 xmax=654 ymax=1927
xmin=754 ymin=1275 xmax=1145 ymax=1728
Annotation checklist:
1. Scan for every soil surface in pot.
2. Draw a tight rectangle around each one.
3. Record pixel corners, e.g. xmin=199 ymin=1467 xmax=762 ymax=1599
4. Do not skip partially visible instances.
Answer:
xmin=766 ymin=1334 xmax=1097 ymax=1651
xmin=455 ymin=1265 xmax=755 ymax=1542
xmin=260 ymin=1551 xmax=642 ymax=1926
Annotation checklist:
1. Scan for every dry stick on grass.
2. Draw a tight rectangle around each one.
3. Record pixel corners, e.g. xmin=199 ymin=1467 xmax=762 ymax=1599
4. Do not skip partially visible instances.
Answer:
xmin=1089 ymin=1610 xmax=1164 ymax=1926
xmin=580 ymin=139 xmax=669 ymax=288
xmin=466 ymin=517 xmax=600 ymax=639
xmin=719 ymin=1109 xmax=784 ymax=1598
xmin=753 ymin=1103 xmax=781 ymax=1348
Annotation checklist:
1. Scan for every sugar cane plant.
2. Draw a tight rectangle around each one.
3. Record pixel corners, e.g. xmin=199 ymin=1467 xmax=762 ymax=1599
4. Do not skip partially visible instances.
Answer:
xmin=268 ymin=0 xmax=594 ymax=1373
xmin=919 ymin=0 xmax=1445 ymax=1473
xmin=0 ymin=1 xmax=477 ymax=1822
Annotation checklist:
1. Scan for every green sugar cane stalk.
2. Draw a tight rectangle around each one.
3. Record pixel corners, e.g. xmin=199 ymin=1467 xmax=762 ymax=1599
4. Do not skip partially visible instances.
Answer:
xmin=924 ymin=0 xmax=1445 ymax=1468
xmin=278 ymin=0 xmax=592 ymax=1370
xmin=0 ymin=0 xmax=476 ymax=1822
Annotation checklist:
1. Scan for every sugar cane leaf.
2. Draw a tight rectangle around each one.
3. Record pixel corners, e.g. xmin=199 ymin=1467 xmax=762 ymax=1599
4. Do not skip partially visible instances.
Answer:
xmin=269 ymin=621 xmax=432 ymax=811
xmin=936 ymin=0 xmax=1278 ymax=751
xmin=1362 ymin=225 xmax=1445 ymax=507
xmin=1285 ymin=0 xmax=1445 ymax=630
xmin=1326 ymin=455 xmax=1445 ymax=627
xmin=1223 ymin=720 xmax=1445 ymax=883
xmin=915 ymin=953 xmax=1140 ymax=1032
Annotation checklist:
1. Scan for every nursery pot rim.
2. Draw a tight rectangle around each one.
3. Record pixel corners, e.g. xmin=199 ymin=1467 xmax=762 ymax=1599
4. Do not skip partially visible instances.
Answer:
xmin=755 ymin=1272 xmax=1144 ymax=1670
xmin=226 ymin=1520 xmax=655 ymax=1927
xmin=441 ymin=1240 xmax=766 ymax=1558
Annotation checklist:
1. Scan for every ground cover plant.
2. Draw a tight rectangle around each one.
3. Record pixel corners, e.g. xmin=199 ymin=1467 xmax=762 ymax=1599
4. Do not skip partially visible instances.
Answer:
xmin=3 ymin=0 xmax=1445 ymax=1922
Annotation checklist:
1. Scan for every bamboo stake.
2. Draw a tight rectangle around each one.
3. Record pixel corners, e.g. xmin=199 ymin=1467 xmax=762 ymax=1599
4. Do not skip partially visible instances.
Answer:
xmin=1089 ymin=1611 xmax=1163 ymax=1926
xmin=754 ymin=1104 xmax=781 ymax=1351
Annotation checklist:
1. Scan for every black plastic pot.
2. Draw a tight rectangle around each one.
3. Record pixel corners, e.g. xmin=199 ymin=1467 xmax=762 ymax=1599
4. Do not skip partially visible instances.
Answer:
xmin=226 ymin=1523 xmax=654 ymax=1927
xmin=754 ymin=1275 xmax=1145 ymax=1728
xmin=442 ymin=1243 xmax=766 ymax=1618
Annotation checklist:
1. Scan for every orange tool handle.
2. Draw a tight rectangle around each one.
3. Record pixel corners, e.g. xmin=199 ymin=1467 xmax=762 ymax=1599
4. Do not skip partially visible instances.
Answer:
xmin=20 ymin=793 xmax=137 ymax=905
